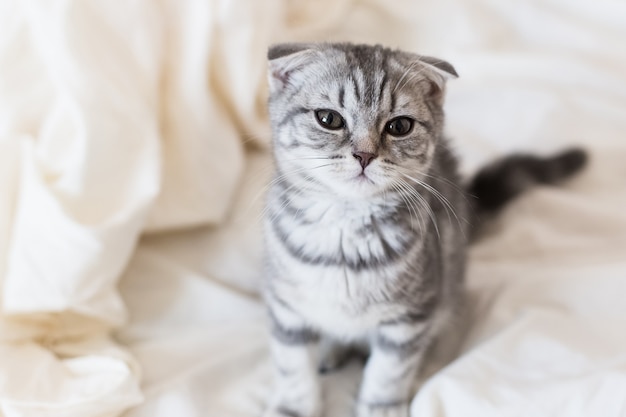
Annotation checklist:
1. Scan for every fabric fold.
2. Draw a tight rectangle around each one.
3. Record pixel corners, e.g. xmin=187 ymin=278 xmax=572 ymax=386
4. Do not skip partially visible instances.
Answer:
xmin=0 ymin=0 xmax=251 ymax=415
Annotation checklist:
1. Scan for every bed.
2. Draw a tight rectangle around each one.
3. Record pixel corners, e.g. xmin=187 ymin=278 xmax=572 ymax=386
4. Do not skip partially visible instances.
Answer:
xmin=0 ymin=1 xmax=625 ymax=416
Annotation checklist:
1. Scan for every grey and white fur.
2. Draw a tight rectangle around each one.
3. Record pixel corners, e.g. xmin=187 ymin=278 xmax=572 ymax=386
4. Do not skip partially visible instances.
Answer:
xmin=262 ymin=42 xmax=586 ymax=417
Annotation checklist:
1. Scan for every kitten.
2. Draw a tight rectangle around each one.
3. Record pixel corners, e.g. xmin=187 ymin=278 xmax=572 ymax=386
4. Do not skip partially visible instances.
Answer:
xmin=262 ymin=42 xmax=586 ymax=417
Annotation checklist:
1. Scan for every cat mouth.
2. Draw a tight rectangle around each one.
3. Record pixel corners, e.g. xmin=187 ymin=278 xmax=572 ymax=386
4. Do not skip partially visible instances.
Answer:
xmin=354 ymin=172 xmax=375 ymax=184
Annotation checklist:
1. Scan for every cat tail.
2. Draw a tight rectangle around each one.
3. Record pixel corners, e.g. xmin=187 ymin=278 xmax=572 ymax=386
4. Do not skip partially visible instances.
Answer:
xmin=467 ymin=147 xmax=588 ymax=236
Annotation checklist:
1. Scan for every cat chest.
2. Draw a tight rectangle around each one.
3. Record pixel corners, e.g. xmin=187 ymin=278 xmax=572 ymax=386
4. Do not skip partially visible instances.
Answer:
xmin=271 ymin=205 xmax=413 ymax=271
xmin=277 ymin=266 xmax=400 ymax=338
xmin=267 ymin=200 xmax=420 ymax=336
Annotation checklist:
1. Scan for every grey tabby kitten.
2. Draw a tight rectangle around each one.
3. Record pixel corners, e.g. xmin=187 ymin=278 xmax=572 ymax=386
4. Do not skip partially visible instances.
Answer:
xmin=262 ymin=42 xmax=586 ymax=417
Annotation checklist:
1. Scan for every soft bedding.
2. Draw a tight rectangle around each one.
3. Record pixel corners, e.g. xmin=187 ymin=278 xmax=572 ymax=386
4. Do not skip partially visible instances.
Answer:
xmin=0 ymin=1 xmax=625 ymax=416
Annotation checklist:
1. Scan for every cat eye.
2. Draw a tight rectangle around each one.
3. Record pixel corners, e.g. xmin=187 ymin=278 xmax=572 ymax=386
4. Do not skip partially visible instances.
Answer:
xmin=315 ymin=109 xmax=345 ymax=130
xmin=385 ymin=117 xmax=414 ymax=137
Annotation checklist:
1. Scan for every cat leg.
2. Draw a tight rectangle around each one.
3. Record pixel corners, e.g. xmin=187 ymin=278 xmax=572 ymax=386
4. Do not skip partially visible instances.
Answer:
xmin=356 ymin=320 xmax=433 ymax=417
xmin=264 ymin=305 xmax=321 ymax=417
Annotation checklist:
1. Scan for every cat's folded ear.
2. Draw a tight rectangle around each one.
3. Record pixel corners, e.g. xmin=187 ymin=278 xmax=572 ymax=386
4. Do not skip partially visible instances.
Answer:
xmin=417 ymin=55 xmax=458 ymax=80
xmin=267 ymin=43 xmax=318 ymax=94
xmin=410 ymin=54 xmax=458 ymax=103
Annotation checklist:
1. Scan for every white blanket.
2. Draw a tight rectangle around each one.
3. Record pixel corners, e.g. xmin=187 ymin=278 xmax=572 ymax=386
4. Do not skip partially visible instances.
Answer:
xmin=0 ymin=0 xmax=625 ymax=416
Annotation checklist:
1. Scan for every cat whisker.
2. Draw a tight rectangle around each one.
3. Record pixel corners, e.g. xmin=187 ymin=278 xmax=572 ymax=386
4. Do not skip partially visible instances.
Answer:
xmin=247 ymin=163 xmax=335 ymax=219
xmin=381 ymin=161 xmax=471 ymax=229
xmin=390 ymin=182 xmax=417 ymax=231
xmin=247 ymin=166 xmax=313 ymax=217
xmin=276 ymin=156 xmax=336 ymax=161
xmin=253 ymin=156 xmax=337 ymax=177
xmin=410 ymin=168 xmax=472 ymax=204
xmin=400 ymin=173 xmax=466 ymax=239
xmin=392 ymin=61 xmax=419 ymax=94
xmin=391 ymin=180 xmax=426 ymax=236
xmin=397 ymin=180 xmax=433 ymax=238
xmin=393 ymin=182 xmax=421 ymax=233
xmin=263 ymin=189 xmax=301 ymax=227
xmin=261 ymin=180 xmax=311 ymax=226
xmin=393 ymin=60 xmax=433 ymax=94
xmin=256 ymin=163 xmax=337 ymax=223
xmin=397 ymin=178 xmax=441 ymax=240
xmin=403 ymin=173 xmax=455 ymax=224
xmin=396 ymin=65 xmax=427 ymax=94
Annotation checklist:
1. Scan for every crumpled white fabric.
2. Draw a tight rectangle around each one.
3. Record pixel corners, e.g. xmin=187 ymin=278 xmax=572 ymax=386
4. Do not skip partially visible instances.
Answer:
xmin=1 ymin=0 xmax=626 ymax=417
xmin=0 ymin=0 xmax=258 ymax=415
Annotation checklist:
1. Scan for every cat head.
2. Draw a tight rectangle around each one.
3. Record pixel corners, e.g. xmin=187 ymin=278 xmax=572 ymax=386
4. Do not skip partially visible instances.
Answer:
xmin=267 ymin=43 xmax=457 ymax=199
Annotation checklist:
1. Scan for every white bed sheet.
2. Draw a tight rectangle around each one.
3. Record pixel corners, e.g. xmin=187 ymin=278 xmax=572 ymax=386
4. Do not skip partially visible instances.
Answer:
xmin=119 ymin=148 xmax=626 ymax=417
xmin=1 ymin=0 xmax=625 ymax=416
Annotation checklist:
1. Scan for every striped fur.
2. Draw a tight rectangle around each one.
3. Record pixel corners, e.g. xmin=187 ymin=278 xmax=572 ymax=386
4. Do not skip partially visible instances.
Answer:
xmin=262 ymin=43 xmax=586 ymax=417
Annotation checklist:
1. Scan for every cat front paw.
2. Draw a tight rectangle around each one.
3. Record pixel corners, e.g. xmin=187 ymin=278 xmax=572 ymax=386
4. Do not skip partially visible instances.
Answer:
xmin=355 ymin=401 xmax=410 ymax=417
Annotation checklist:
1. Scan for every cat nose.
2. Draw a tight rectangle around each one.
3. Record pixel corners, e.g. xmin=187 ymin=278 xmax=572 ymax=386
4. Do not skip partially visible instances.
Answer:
xmin=352 ymin=152 xmax=377 ymax=169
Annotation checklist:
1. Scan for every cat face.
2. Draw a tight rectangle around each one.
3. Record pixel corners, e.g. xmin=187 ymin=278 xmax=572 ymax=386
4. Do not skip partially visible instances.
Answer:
xmin=267 ymin=43 xmax=457 ymax=199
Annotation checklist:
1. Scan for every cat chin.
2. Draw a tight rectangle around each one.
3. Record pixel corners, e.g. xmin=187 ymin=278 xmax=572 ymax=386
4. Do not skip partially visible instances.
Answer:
xmin=325 ymin=177 xmax=387 ymax=199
